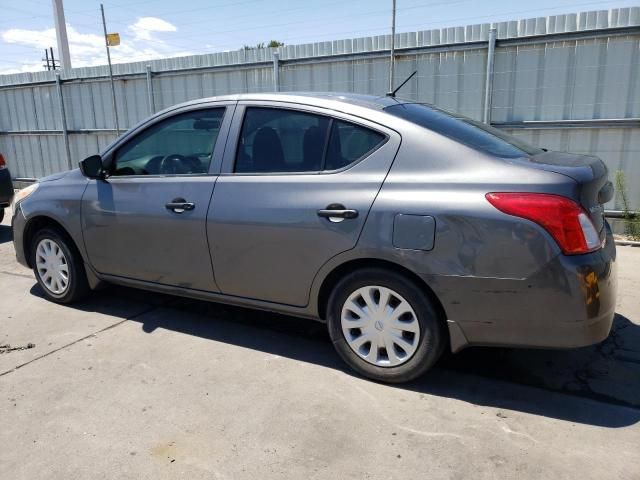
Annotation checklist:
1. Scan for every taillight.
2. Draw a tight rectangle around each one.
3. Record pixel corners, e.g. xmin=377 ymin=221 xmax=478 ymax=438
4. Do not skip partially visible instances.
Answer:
xmin=486 ymin=192 xmax=602 ymax=255
xmin=0 ymin=153 xmax=5 ymax=169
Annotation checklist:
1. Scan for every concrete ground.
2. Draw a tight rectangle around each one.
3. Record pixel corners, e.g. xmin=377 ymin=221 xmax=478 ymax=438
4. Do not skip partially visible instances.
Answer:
xmin=1 ymin=207 xmax=639 ymax=480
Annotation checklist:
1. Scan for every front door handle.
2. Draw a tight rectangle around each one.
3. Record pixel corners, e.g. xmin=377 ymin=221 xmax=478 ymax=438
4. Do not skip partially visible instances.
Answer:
xmin=317 ymin=204 xmax=359 ymax=222
xmin=165 ymin=198 xmax=195 ymax=213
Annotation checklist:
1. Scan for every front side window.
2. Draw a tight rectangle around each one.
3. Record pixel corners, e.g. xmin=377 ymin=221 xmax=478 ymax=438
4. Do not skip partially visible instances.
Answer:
xmin=235 ymin=107 xmax=386 ymax=173
xmin=113 ymin=108 xmax=225 ymax=176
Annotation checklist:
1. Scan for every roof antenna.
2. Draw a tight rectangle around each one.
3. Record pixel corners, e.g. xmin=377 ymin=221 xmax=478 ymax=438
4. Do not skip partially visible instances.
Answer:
xmin=386 ymin=70 xmax=417 ymax=97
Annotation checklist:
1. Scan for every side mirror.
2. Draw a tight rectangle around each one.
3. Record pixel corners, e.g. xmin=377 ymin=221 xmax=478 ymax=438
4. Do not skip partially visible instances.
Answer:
xmin=79 ymin=154 xmax=105 ymax=179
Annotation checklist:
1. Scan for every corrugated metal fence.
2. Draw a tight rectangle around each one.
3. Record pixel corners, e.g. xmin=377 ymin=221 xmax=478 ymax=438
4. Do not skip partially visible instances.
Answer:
xmin=1 ymin=7 xmax=639 ymax=207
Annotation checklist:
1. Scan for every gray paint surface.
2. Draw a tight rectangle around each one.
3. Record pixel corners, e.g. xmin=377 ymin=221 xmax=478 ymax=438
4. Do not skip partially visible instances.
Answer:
xmin=11 ymin=92 xmax=617 ymax=353
xmin=207 ymin=101 xmax=401 ymax=306
xmin=393 ymin=214 xmax=436 ymax=251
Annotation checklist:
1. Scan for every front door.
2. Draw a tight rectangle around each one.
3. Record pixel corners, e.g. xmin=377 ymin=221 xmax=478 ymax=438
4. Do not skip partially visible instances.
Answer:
xmin=81 ymin=105 xmax=232 ymax=291
xmin=207 ymin=104 xmax=400 ymax=306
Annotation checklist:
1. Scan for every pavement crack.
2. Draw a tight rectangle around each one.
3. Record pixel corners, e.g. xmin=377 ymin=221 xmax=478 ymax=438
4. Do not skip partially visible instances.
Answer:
xmin=0 ymin=343 xmax=36 ymax=354
xmin=0 ymin=303 xmax=162 ymax=378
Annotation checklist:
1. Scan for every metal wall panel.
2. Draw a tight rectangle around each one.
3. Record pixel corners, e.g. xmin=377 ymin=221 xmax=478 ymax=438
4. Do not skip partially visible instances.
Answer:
xmin=507 ymin=127 xmax=640 ymax=209
xmin=0 ymin=7 xmax=638 ymax=206
xmin=491 ymin=35 xmax=640 ymax=123
xmin=1 ymin=134 xmax=64 ymax=178
xmin=395 ymin=49 xmax=487 ymax=120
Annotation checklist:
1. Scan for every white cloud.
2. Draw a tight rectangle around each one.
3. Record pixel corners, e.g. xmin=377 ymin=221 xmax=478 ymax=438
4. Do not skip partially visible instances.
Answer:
xmin=129 ymin=17 xmax=177 ymax=41
xmin=0 ymin=18 xmax=186 ymax=74
xmin=2 ymin=27 xmax=58 ymax=49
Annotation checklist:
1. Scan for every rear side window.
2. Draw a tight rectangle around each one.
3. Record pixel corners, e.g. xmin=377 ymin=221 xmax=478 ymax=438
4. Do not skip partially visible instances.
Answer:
xmin=385 ymin=103 xmax=542 ymax=158
xmin=235 ymin=107 xmax=385 ymax=173
xmin=325 ymin=120 xmax=386 ymax=170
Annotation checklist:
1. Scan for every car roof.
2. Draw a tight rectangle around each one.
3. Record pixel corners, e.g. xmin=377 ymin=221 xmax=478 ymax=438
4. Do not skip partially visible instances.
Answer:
xmin=175 ymin=92 xmax=411 ymax=112
xmin=105 ymin=92 xmax=414 ymax=157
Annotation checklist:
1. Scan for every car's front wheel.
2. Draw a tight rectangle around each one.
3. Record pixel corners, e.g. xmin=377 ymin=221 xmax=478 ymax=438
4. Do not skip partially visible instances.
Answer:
xmin=327 ymin=268 xmax=446 ymax=383
xmin=30 ymin=228 xmax=89 ymax=304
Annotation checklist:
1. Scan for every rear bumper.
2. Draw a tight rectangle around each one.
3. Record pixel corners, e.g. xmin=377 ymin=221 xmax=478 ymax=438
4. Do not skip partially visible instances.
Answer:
xmin=0 ymin=168 xmax=13 ymax=206
xmin=431 ymin=227 xmax=617 ymax=352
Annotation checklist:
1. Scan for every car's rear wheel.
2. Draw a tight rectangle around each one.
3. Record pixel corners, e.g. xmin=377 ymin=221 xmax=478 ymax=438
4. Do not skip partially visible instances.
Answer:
xmin=0 ymin=208 xmax=4 ymax=223
xmin=30 ymin=228 xmax=89 ymax=304
xmin=327 ymin=268 xmax=445 ymax=383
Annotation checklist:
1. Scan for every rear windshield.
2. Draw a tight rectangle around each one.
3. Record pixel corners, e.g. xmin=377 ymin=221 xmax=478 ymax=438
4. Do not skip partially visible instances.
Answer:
xmin=384 ymin=103 xmax=542 ymax=158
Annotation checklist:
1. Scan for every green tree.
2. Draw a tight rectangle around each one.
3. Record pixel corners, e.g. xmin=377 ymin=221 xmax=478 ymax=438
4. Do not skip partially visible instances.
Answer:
xmin=243 ymin=40 xmax=284 ymax=50
xmin=615 ymin=170 xmax=640 ymax=240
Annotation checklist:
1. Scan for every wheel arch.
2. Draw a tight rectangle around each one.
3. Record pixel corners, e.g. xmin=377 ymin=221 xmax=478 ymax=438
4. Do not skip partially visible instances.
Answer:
xmin=316 ymin=257 xmax=449 ymax=329
xmin=22 ymin=215 xmax=83 ymax=269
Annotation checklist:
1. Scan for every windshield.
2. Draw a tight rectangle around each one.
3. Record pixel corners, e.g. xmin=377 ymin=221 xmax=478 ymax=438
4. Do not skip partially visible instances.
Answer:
xmin=384 ymin=103 xmax=542 ymax=158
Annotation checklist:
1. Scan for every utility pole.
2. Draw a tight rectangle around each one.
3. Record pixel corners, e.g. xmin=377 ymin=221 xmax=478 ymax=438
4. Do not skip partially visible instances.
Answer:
xmin=43 ymin=47 xmax=60 ymax=71
xmin=50 ymin=47 xmax=59 ymax=70
xmin=43 ymin=49 xmax=51 ymax=70
xmin=101 ymin=3 xmax=120 ymax=135
xmin=388 ymin=0 xmax=396 ymax=93
xmin=51 ymin=0 xmax=72 ymax=70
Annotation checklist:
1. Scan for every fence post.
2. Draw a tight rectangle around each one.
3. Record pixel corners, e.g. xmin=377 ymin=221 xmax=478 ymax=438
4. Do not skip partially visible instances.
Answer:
xmin=483 ymin=28 xmax=497 ymax=124
xmin=146 ymin=65 xmax=155 ymax=115
xmin=55 ymin=73 xmax=72 ymax=170
xmin=273 ymin=52 xmax=280 ymax=92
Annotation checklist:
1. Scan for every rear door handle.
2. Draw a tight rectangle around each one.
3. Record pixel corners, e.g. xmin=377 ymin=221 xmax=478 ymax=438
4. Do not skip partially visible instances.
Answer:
xmin=165 ymin=198 xmax=195 ymax=213
xmin=317 ymin=204 xmax=359 ymax=222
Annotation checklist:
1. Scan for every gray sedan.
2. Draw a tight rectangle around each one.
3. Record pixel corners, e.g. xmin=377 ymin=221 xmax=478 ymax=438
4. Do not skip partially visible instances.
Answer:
xmin=11 ymin=93 xmax=617 ymax=383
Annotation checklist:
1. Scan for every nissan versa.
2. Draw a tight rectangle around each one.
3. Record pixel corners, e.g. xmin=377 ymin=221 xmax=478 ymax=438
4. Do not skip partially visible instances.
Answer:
xmin=11 ymin=93 xmax=617 ymax=383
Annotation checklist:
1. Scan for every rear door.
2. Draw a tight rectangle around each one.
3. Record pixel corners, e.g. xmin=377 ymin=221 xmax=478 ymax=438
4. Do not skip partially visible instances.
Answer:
xmin=207 ymin=102 xmax=400 ymax=306
xmin=81 ymin=103 xmax=234 ymax=291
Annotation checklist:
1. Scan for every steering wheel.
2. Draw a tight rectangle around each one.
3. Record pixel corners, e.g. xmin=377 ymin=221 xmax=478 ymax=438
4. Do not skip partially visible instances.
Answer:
xmin=159 ymin=154 xmax=188 ymax=175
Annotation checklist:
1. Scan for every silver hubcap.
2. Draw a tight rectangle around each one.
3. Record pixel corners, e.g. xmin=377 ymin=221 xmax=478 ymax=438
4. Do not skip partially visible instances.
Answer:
xmin=341 ymin=286 xmax=420 ymax=367
xmin=35 ymin=239 xmax=69 ymax=295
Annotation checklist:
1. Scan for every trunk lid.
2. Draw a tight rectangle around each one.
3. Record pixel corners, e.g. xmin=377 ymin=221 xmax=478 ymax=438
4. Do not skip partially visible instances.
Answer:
xmin=516 ymin=151 xmax=612 ymax=237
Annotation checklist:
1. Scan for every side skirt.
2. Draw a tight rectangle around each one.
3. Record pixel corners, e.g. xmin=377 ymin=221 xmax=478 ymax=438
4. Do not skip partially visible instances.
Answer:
xmin=95 ymin=271 xmax=324 ymax=322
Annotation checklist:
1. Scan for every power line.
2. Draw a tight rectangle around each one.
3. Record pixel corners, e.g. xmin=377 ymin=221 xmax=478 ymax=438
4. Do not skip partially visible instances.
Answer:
xmin=127 ymin=0 xmax=624 ymax=58
xmin=84 ymin=0 xmax=471 ymax=55
xmin=243 ymin=0 xmax=632 ymax=47
xmin=80 ymin=0 xmax=626 ymax=53
xmin=0 ymin=0 xmax=633 ymax=72
xmin=104 ymin=0 xmax=269 ymax=23
xmin=102 ymin=0 xmax=468 ymax=41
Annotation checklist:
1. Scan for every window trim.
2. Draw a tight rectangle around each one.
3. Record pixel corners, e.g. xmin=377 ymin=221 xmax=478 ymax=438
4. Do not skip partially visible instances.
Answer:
xmin=228 ymin=104 xmax=389 ymax=176
xmin=319 ymin=118 xmax=334 ymax=171
xmin=100 ymin=103 xmax=232 ymax=179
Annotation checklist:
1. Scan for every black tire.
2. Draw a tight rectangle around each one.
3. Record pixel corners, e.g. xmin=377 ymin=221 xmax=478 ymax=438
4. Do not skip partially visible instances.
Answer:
xmin=30 ymin=227 xmax=90 ymax=304
xmin=0 ymin=208 xmax=4 ymax=223
xmin=327 ymin=268 xmax=446 ymax=383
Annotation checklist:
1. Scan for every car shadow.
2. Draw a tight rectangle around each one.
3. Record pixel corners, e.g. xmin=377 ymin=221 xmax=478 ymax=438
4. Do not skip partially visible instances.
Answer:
xmin=29 ymin=282 xmax=640 ymax=428
xmin=0 ymin=224 xmax=12 ymax=244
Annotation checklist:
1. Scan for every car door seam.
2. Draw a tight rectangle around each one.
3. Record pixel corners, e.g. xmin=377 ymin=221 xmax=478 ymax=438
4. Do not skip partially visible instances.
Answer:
xmin=304 ymin=133 xmax=404 ymax=311
xmin=205 ymin=102 xmax=238 ymax=292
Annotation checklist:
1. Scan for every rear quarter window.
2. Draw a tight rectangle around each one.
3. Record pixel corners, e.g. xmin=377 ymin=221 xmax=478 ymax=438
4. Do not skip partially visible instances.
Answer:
xmin=325 ymin=120 xmax=386 ymax=170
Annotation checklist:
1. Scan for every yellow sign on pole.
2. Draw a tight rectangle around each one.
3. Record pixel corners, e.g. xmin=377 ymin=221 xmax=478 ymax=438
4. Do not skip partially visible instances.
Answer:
xmin=106 ymin=33 xmax=120 ymax=46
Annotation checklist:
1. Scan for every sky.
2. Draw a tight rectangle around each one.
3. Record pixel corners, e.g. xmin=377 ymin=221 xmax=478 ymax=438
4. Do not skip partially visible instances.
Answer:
xmin=0 ymin=0 xmax=637 ymax=74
